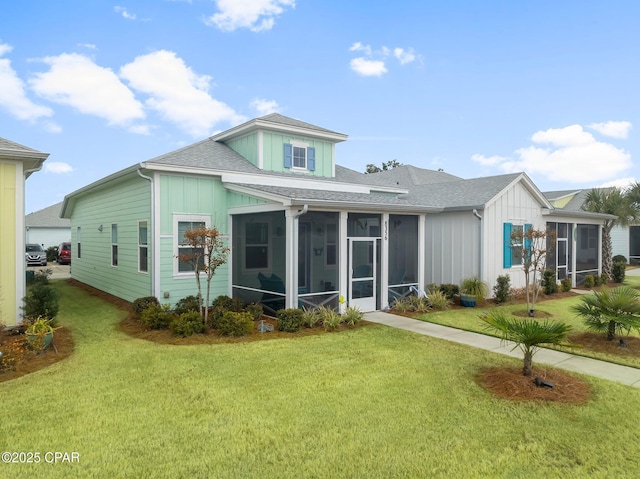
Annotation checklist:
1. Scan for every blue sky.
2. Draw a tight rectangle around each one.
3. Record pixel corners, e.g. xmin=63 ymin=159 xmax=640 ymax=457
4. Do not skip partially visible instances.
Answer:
xmin=2 ymin=1 xmax=639 ymax=213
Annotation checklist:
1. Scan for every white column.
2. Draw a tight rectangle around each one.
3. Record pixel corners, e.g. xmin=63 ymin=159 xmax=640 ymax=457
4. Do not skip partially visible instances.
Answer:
xmin=571 ymin=223 xmax=578 ymax=287
xmin=418 ymin=214 xmax=426 ymax=292
xmin=285 ymin=209 xmax=298 ymax=309
xmin=339 ymin=211 xmax=348 ymax=314
xmin=381 ymin=213 xmax=390 ymax=309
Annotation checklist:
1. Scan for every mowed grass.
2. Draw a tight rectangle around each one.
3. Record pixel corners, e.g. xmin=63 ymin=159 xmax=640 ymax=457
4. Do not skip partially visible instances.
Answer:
xmin=1 ymin=281 xmax=640 ymax=478
xmin=418 ymin=278 xmax=640 ymax=369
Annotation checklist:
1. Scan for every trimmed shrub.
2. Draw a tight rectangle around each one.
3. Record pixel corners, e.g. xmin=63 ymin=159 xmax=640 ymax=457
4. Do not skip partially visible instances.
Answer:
xmin=22 ymin=284 xmax=59 ymax=322
xmin=342 ymin=306 xmax=363 ymax=326
xmin=541 ymin=269 xmax=558 ymax=295
xmin=140 ymin=304 xmax=174 ymax=330
xmin=246 ymin=303 xmax=264 ymax=321
xmin=439 ymin=284 xmax=459 ymax=300
xmin=218 ymin=311 xmax=253 ymax=336
xmin=560 ymin=278 xmax=572 ymax=292
xmin=612 ymin=261 xmax=626 ymax=283
xmin=277 ymin=308 xmax=304 ymax=332
xmin=493 ymin=274 xmax=511 ymax=304
xmin=599 ymin=274 xmax=609 ymax=286
xmin=173 ymin=295 xmax=201 ymax=315
xmin=211 ymin=295 xmax=244 ymax=312
xmin=170 ymin=311 xmax=205 ymax=337
xmin=584 ymin=275 xmax=595 ymax=289
xmin=613 ymin=254 xmax=627 ymax=264
xmin=427 ymin=290 xmax=451 ymax=310
xmin=33 ymin=269 xmax=52 ymax=285
xmin=133 ymin=296 xmax=159 ymax=316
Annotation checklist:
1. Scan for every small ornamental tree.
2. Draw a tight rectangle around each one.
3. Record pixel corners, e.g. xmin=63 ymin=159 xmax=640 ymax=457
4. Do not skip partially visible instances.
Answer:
xmin=510 ymin=226 xmax=555 ymax=317
xmin=178 ymin=227 xmax=230 ymax=325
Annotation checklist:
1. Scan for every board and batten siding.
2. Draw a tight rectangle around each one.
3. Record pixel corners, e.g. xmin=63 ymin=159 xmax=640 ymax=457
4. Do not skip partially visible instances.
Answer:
xmin=482 ymin=181 xmax=546 ymax=291
xmin=425 ymin=211 xmax=480 ymax=286
xmin=158 ymin=174 xmax=235 ymax=306
xmin=70 ymin=174 xmax=151 ymax=302
xmin=225 ymin=133 xmax=258 ymax=167
xmin=261 ymin=132 xmax=333 ymax=177
xmin=0 ymin=162 xmax=18 ymax=326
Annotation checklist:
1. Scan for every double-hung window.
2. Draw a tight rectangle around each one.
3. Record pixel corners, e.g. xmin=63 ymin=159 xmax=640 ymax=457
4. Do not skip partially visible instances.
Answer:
xmin=111 ymin=224 xmax=118 ymax=266
xmin=503 ymin=223 xmax=530 ymax=268
xmin=175 ymin=215 xmax=209 ymax=274
xmin=284 ymin=142 xmax=316 ymax=171
xmin=138 ymin=221 xmax=148 ymax=273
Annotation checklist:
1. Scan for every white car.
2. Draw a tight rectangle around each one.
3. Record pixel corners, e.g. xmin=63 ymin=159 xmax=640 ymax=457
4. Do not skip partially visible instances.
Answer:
xmin=26 ymin=243 xmax=47 ymax=266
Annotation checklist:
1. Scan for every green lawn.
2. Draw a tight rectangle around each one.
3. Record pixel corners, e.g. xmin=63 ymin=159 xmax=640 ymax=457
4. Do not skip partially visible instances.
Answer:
xmin=2 ymin=281 xmax=640 ymax=478
xmin=417 ymin=279 xmax=640 ymax=369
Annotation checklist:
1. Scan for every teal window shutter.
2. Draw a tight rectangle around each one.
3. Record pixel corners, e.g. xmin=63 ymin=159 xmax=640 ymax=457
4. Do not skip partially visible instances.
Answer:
xmin=284 ymin=143 xmax=292 ymax=168
xmin=524 ymin=223 xmax=532 ymax=264
xmin=307 ymin=147 xmax=316 ymax=171
xmin=503 ymin=223 xmax=512 ymax=268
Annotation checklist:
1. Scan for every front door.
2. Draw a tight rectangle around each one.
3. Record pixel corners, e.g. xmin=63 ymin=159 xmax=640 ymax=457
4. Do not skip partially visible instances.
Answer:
xmin=349 ymin=238 xmax=377 ymax=312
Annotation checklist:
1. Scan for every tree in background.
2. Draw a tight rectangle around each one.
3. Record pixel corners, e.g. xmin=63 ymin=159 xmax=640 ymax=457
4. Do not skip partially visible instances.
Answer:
xmin=365 ymin=159 xmax=402 ymax=174
xmin=178 ymin=227 xmax=230 ymax=325
xmin=581 ymin=187 xmax=638 ymax=280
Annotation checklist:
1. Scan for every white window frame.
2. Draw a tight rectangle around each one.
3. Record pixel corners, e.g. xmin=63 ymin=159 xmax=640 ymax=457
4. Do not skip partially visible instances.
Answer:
xmin=111 ymin=224 xmax=118 ymax=267
xmin=173 ymin=214 xmax=210 ymax=277
xmin=511 ymin=224 xmax=524 ymax=267
xmin=138 ymin=220 xmax=148 ymax=274
xmin=291 ymin=141 xmax=308 ymax=171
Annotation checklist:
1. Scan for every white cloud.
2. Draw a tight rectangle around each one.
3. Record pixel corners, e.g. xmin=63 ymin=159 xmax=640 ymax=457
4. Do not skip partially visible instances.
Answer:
xmin=349 ymin=42 xmax=372 ymax=56
xmin=600 ymin=177 xmax=638 ymax=189
xmin=205 ymin=0 xmax=295 ymax=32
xmin=472 ymin=123 xmax=633 ymax=184
xmin=115 ymin=6 xmax=137 ymax=20
xmin=44 ymin=161 xmax=73 ymax=174
xmin=119 ymin=50 xmax=245 ymax=137
xmin=587 ymin=121 xmax=632 ymax=139
xmin=350 ymin=57 xmax=387 ymax=77
xmin=29 ymin=53 xmax=146 ymax=130
xmin=0 ymin=44 xmax=54 ymax=122
xmin=77 ymin=43 xmax=97 ymax=50
xmin=43 ymin=121 xmax=62 ymax=133
xmin=393 ymin=47 xmax=416 ymax=65
xmin=250 ymin=98 xmax=279 ymax=116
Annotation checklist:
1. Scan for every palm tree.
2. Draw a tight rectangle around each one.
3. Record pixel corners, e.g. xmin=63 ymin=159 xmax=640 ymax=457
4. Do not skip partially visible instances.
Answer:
xmin=480 ymin=311 xmax=572 ymax=376
xmin=571 ymin=286 xmax=640 ymax=341
xmin=581 ymin=187 xmax=638 ymax=279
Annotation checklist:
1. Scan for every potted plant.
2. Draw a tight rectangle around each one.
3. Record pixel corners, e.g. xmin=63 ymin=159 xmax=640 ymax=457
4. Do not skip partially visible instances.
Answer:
xmin=24 ymin=317 xmax=58 ymax=351
xmin=460 ymin=276 xmax=489 ymax=307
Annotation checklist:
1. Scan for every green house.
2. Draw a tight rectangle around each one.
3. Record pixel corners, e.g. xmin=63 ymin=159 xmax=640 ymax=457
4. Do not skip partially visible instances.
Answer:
xmin=61 ymin=114 xmax=612 ymax=313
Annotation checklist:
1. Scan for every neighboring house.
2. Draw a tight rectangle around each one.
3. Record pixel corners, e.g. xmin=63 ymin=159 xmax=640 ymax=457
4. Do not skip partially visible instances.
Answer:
xmin=61 ymin=114 xmax=610 ymax=314
xmin=0 ymin=138 xmax=49 ymax=327
xmin=545 ymin=189 xmax=637 ymax=265
xmin=25 ymin=202 xmax=71 ymax=250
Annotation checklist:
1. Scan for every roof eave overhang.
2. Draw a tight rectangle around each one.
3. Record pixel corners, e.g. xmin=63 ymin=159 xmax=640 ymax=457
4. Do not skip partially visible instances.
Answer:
xmin=211 ymin=119 xmax=348 ymax=144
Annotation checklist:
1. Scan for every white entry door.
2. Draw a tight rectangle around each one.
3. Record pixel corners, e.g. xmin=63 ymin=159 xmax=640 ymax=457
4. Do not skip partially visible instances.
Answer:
xmin=349 ymin=238 xmax=377 ymax=312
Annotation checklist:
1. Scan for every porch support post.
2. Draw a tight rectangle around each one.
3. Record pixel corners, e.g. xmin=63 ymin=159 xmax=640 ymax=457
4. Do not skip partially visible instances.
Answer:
xmin=285 ymin=209 xmax=299 ymax=309
xmin=339 ymin=211 xmax=348 ymax=314
xmin=598 ymin=224 xmax=603 ymax=277
xmin=571 ymin=223 xmax=577 ymax=287
xmin=381 ymin=213 xmax=390 ymax=309
xmin=419 ymin=214 xmax=426 ymax=292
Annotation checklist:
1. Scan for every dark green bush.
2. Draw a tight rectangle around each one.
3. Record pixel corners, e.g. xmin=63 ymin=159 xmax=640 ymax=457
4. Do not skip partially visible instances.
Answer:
xmin=246 ymin=303 xmax=264 ymax=321
xmin=33 ymin=269 xmax=52 ymax=285
xmin=132 ymin=296 xmax=159 ymax=316
xmin=140 ymin=304 xmax=174 ymax=330
xmin=612 ymin=261 xmax=626 ymax=283
xmin=46 ymin=246 xmax=58 ymax=262
xmin=600 ymin=274 xmax=609 ymax=286
xmin=277 ymin=308 xmax=304 ymax=332
xmin=439 ymin=284 xmax=459 ymax=300
xmin=170 ymin=311 xmax=205 ymax=337
xmin=22 ymin=284 xmax=59 ymax=322
xmin=541 ymin=269 xmax=558 ymax=295
xmin=211 ymin=295 xmax=244 ymax=312
xmin=560 ymin=278 xmax=572 ymax=292
xmin=208 ymin=305 xmax=226 ymax=329
xmin=613 ymin=255 xmax=627 ymax=264
xmin=174 ymin=295 xmax=201 ymax=315
xmin=584 ymin=275 xmax=595 ymax=289
xmin=218 ymin=311 xmax=253 ymax=336
xmin=493 ymin=274 xmax=511 ymax=304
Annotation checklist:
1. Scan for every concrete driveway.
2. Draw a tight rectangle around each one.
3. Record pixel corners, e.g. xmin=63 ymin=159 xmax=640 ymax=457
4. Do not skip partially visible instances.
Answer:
xmin=27 ymin=263 xmax=71 ymax=280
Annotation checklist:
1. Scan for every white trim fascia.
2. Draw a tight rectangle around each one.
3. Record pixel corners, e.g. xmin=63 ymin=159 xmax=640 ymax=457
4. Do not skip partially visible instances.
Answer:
xmin=15 ymin=161 xmax=25 ymax=325
xmin=228 ymin=203 xmax=286 ymax=215
xmin=224 ymin=184 xmax=292 ymax=206
xmin=484 ymin=173 xmax=553 ymax=211
xmin=211 ymin=120 xmax=348 ymax=143
xmin=153 ymin=171 xmax=161 ymax=298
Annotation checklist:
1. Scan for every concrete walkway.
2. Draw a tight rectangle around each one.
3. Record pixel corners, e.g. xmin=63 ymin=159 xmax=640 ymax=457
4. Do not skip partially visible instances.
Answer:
xmin=364 ymin=311 xmax=640 ymax=388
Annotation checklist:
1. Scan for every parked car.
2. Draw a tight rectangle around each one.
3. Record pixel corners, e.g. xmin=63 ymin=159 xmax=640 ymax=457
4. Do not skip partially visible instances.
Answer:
xmin=25 ymin=243 xmax=47 ymax=266
xmin=57 ymin=242 xmax=71 ymax=265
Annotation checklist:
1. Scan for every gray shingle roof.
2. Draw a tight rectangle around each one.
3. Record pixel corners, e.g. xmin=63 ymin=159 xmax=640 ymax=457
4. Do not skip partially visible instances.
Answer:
xmin=255 ymin=113 xmax=346 ymax=137
xmin=358 ymin=165 xmax=462 ymax=188
xmin=26 ymin=202 xmax=70 ymax=227
xmin=0 ymin=137 xmax=41 ymax=153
